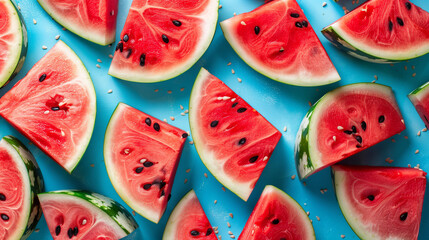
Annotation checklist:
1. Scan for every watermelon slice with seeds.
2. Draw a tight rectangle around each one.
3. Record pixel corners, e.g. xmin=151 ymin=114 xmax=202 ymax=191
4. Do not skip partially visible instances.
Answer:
xmin=0 ymin=0 xmax=27 ymax=88
xmin=104 ymin=103 xmax=188 ymax=224
xmin=37 ymin=0 xmax=119 ymax=45
xmin=220 ymin=0 xmax=340 ymax=86
xmin=0 ymin=41 xmax=96 ymax=173
xmin=189 ymin=68 xmax=282 ymax=201
xmin=108 ymin=0 xmax=219 ymax=82
xmin=322 ymin=0 xmax=429 ymax=62
xmin=295 ymin=83 xmax=405 ymax=179
xmin=0 ymin=136 xmax=44 ymax=240
xmin=409 ymin=81 xmax=429 ymax=127
xmin=38 ymin=190 xmax=138 ymax=240
xmin=332 ymin=165 xmax=426 ymax=240
xmin=163 ymin=190 xmax=217 ymax=240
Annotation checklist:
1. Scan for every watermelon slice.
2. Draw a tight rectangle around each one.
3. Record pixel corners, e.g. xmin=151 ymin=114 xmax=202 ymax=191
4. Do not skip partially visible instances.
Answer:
xmin=322 ymin=0 xmax=429 ymax=62
xmin=162 ymin=190 xmax=216 ymax=240
xmin=38 ymin=190 xmax=138 ymax=240
xmin=0 ymin=0 xmax=27 ymax=88
xmin=295 ymin=83 xmax=405 ymax=179
xmin=220 ymin=0 xmax=340 ymax=86
xmin=0 ymin=40 xmax=96 ymax=173
xmin=108 ymin=0 xmax=219 ymax=82
xmin=0 ymin=136 xmax=44 ymax=240
xmin=37 ymin=0 xmax=118 ymax=45
xmin=189 ymin=68 xmax=282 ymax=201
xmin=332 ymin=165 xmax=426 ymax=240
xmin=238 ymin=185 xmax=315 ymax=240
xmin=409 ymin=81 xmax=429 ymax=127
xmin=104 ymin=103 xmax=187 ymax=224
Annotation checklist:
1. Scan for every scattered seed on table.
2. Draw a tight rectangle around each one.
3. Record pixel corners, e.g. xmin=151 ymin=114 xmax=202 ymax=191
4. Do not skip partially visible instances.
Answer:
xmin=412 ymin=65 xmax=415 ymax=69
xmin=163 ymin=119 xmax=167 ymax=123
xmin=227 ymin=62 xmax=231 ymax=66
xmin=308 ymin=101 xmax=312 ymax=107
xmin=415 ymin=150 xmax=420 ymax=154
xmin=107 ymin=89 xmax=113 ymax=94
xmin=42 ymin=46 xmax=48 ymax=50
xmin=33 ymin=19 xmax=37 ymax=24
xmin=204 ymin=173 xmax=208 ymax=178
xmin=154 ymin=89 xmax=159 ymax=92
xmin=222 ymin=187 xmax=226 ymax=192
xmin=132 ymin=211 xmax=136 ymax=216
xmin=167 ymin=90 xmax=172 ymax=94
xmin=90 ymin=164 xmax=95 ymax=167
xmin=316 ymin=216 xmax=320 ymax=221
xmin=218 ymin=4 xmax=222 ymax=9
xmin=228 ymin=231 xmax=233 ymax=235
xmin=341 ymin=234 xmax=346 ymax=239
xmin=97 ymin=59 xmax=102 ymax=63
xmin=184 ymin=179 xmax=188 ymax=184
xmin=374 ymin=75 xmax=378 ymax=80
xmin=322 ymin=2 xmax=327 ymax=7
xmin=184 ymin=110 xmax=189 ymax=114
xmin=412 ymin=73 xmax=416 ymax=77
xmin=229 ymin=213 xmax=234 ymax=218
xmin=423 ymin=128 xmax=428 ymax=132
xmin=227 ymin=222 xmax=231 ymax=228
xmin=170 ymin=116 xmax=175 ymax=121
xmin=180 ymin=87 xmax=185 ymax=91
xmin=109 ymin=54 xmax=113 ymax=58
xmin=404 ymin=66 xmax=408 ymax=70
xmin=189 ymin=141 xmax=194 ymax=145
xmin=291 ymin=175 xmax=296 ymax=180
xmin=283 ymin=126 xmax=287 ymax=132
xmin=307 ymin=211 xmax=310 ymax=216
xmin=214 ymin=200 xmax=217 ymax=204
xmin=96 ymin=64 xmax=101 ymax=68
xmin=231 ymin=69 xmax=235 ymax=74
xmin=404 ymin=135 xmax=408 ymax=139
xmin=180 ymin=105 xmax=184 ymax=110
xmin=237 ymin=78 xmax=242 ymax=83
xmin=55 ymin=35 xmax=60 ymax=40
xmin=417 ymin=131 xmax=421 ymax=136
xmin=391 ymin=138 xmax=396 ymax=142
xmin=181 ymin=112 xmax=185 ymax=116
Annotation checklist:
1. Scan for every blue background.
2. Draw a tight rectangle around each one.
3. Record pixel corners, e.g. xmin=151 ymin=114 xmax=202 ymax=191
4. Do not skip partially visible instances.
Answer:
xmin=1 ymin=0 xmax=429 ymax=239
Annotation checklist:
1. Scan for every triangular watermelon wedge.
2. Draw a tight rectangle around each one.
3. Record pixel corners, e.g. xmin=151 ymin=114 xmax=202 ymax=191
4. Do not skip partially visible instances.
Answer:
xmin=332 ymin=165 xmax=426 ymax=240
xmin=189 ymin=68 xmax=282 ymax=201
xmin=0 ymin=41 xmax=96 ymax=173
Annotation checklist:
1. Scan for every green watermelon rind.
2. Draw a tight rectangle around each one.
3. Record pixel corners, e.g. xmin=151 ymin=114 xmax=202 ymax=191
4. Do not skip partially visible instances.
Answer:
xmin=0 ymin=0 xmax=27 ymax=88
xmin=295 ymin=83 xmax=403 ymax=179
xmin=409 ymin=81 xmax=429 ymax=96
xmin=38 ymin=190 xmax=139 ymax=235
xmin=107 ymin=0 xmax=219 ymax=83
xmin=1 ymin=136 xmax=45 ymax=240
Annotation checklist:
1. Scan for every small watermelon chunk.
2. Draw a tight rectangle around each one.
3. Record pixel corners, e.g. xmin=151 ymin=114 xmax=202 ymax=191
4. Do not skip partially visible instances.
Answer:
xmin=0 ymin=136 xmax=44 ymax=240
xmin=332 ymin=165 xmax=426 ymax=240
xmin=322 ymin=0 xmax=429 ymax=62
xmin=295 ymin=83 xmax=405 ymax=179
xmin=220 ymin=0 xmax=340 ymax=86
xmin=37 ymin=0 xmax=118 ymax=45
xmin=189 ymin=68 xmax=282 ymax=201
xmin=104 ymin=103 xmax=187 ymax=224
xmin=0 ymin=41 xmax=96 ymax=173
xmin=409 ymin=81 xmax=429 ymax=127
xmin=39 ymin=190 xmax=138 ymax=240
xmin=239 ymin=185 xmax=315 ymax=240
xmin=0 ymin=0 xmax=27 ymax=88
xmin=108 ymin=0 xmax=219 ymax=82
xmin=163 ymin=190 xmax=217 ymax=240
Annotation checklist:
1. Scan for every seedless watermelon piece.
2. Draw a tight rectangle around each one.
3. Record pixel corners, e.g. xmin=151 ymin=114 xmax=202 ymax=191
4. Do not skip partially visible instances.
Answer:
xmin=332 ymin=165 xmax=426 ymax=240
xmin=104 ymin=103 xmax=187 ymax=224
xmin=239 ymin=185 xmax=315 ymax=240
xmin=189 ymin=68 xmax=282 ymax=201
xmin=409 ymin=81 xmax=429 ymax=127
xmin=0 ymin=136 xmax=44 ymax=240
xmin=220 ymin=0 xmax=340 ymax=86
xmin=37 ymin=0 xmax=118 ymax=45
xmin=163 ymin=190 xmax=216 ymax=240
xmin=0 ymin=0 xmax=27 ymax=88
xmin=0 ymin=41 xmax=96 ymax=173
xmin=108 ymin=0 xmax=219 ymax=82
xmin=322 ymin=0 xmax=429 ymax=62
xmin=38 ymin=190 xmax=138 ymax=240
xmin=295 ymin=83 xmax=405 ymax=179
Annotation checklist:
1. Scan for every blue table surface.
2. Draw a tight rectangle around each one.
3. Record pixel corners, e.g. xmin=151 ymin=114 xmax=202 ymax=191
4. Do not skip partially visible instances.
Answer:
xmin=1 ymin=0 xmax=429 ymax=239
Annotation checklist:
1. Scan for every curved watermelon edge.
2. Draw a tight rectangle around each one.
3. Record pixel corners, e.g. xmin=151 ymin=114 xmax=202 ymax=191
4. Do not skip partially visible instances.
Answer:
xmin=107 ymin=0 xmax=219 ymax=83
xmin=0 ymin=0 xmax=27 ymax=88
xmin=38 ymin=190 xmax=139 ymax=235
xmin=1 ymin=135 xmax=45 ymax=240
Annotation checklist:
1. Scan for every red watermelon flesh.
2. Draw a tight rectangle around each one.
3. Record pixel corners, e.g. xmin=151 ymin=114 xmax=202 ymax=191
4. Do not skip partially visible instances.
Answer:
xmin=104 ymin=103 xmax=187 ymax=224
xmin=333 ymin=165 xmax=427 ymax=240
xmin=238 ymin=185 xmax=315 ymax=240
xmin=0 ymin=41 xmax=96 ymax=173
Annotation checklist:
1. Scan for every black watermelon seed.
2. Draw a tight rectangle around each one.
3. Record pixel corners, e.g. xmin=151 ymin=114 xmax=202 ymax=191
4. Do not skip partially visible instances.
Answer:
xmin=116 ymin=42 xmax=123 ymax=52
xmin=153 ymin=123 xmax=160 ymax=131
xmin=172 ymin=20 xmax=182 ymax=27
xmin=295 ymin=21 xmax=303 ymax=28
xmin=232 ymin=102 xmax=238 ymax=108
xmin=379 ymin=115 xmax=385 ymax=123
xmin=271 ymin=219 xmax=280 ymax=224
xmin=405 ymin=2 xmax=412 ymax=10
xmin=344 ymin=130 xmax=353 ymax=135
xmin=302 ymin=20 xmax=308 ymax=27
xmin=361 ymin=121 xmax=367 ymax=131
xmin=0 ymin=193 xmax=5 ymax=201
xmin=290 ymin=13 xmax=300 ymax=18
xmin=237 ymin=108 xmax=247 ymax=113
xmin=159 ymin=181 xmax=167 ymax=188
xmin=143 ymin=161 xmax=153 ymax=167
xmin=356 ymin=144 xmax=362 ymax=148
xmin=367 ymin=195 xmax=375 ymax=201
xmin=355 ymin=135 xmax=362 ymax=144
xmin=160 ymin=190 xmax=165 ymax=197
xmin=73 ymin=227 xmax=78 ymax=236
xmin=145 ymin=118 xmax=151 ymax=126
xmin=397 ymin=17 xmax=404 ymax=26
xmin=1 ymin=214 xmax=9 ymax=221
xmin=143 ymin=184 xmax=152 ymax=190
xmin=254 ymin=26 xmax=260 ymax=35
xmin=126 ymin=49 xmax=132 ymax=59
xmin=51 ymin=107 xmax=60 ymax=111
xmin=280 ymin=239 xmax=286 ymax=240
xmin=140 ymin=54 xmax=146 ymax=67
xmin=352 ymin=126 xmax=357 ymax=133
xmin=55 ymin=225 xmax=61 ymax=236
xmin=182 ymin=133 xmax=188 ymax=138
xmin=135 ymin=167 xmax=143 ymax=174
xmin=249 ymin=156 xmax=258 ymax=163
xmin=123 ymin=34 xmax=129 ymax=42
xmin=39 ymin=74 xmax=47 ymax=82
xmin=190 ymin=230 xmax=199 ymax=236
xmin=210 ymin=120 xmax=219 ymax=127
xmin=162 ymin=34 xmax=169 ymax=43
xmin=388 ymin=20 xmax=393 ymax=31
xmin=400 ymin=212 xmax=408 ymax=221
xmin=206 ymin=228 xmax=213 ymax=236
xmin=168 ymin=194 xmax=172 ymax=201
xmin=67 ymin=228 xmax=73 ymax=239
xmin=238 ymin=138 xmax=246 ymax=145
